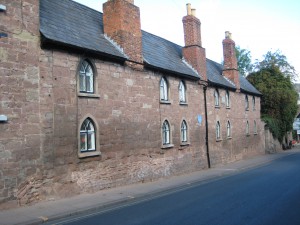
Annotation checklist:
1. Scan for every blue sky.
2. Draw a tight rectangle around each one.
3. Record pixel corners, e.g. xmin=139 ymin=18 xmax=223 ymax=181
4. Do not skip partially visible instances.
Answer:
xmin=73 ymin=0 xmax=300 ymax=80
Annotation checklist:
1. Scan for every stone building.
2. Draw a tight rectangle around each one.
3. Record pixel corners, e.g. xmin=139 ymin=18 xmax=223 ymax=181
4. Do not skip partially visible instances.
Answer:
xmin=0 ymin=0 xmax=264 ymax=208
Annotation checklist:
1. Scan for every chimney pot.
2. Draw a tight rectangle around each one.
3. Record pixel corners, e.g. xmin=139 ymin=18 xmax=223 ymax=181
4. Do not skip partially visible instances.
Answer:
xmin=225 ymin=31 xmax=232 ymax=39
xmin=186 ymin=3 xmax=192 ymax=15
xmin=191 ymin=9 xmax=196 ymax=17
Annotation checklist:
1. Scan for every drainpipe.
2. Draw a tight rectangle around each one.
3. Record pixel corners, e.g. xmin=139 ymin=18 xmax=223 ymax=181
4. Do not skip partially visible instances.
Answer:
xmin=199 ymin=80 xmax=211 ymax=168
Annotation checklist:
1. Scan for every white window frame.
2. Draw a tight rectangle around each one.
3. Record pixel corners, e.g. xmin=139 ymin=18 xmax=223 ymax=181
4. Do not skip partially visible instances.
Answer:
xmin=225 ymin=90 xmax=230 ymax=108
xmin=227 ymin=121 xmax=231 ymax=138
xmin=162 ymin=120 xmax=170 ymax=145
xmin=214 ymin=89 xmax=220 ymax=107
xmin=160 ymin=77 xmax=168 ymax=101
xmin=245 ymin=95 xmax=249 ymax=111
xmin=78 ymin=116 xmax=100 ymax=158
xmin=216 ymin=121 xmax=221 ymax=140
xmin=246 ymin=120 xmax=250 ymax=135
xmin=79 ymin=60 xmax=94 ymax=93
xmin=80 ymin=118 xmax=96 ymax=152
xmin=179 ymin=81 xmax=186 ymax=103
xmin=254 ymin=120 xmax=257 ymax=134
xmin=181 ymin=120 xmax=188 ymax=143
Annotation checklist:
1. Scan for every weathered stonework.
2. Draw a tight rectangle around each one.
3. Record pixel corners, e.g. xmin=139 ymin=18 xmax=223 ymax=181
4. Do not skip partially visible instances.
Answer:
xmin=0 ymin=0 xmax=265 ymax=209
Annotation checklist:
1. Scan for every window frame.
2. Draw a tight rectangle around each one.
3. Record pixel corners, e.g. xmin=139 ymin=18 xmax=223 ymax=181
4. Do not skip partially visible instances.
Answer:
xmin=226 ymin=121 xmax=231 ymax=138
xmin=246 ymin=120 xmax=250 ymax=136
xmin=160 ymin=77 xmax=169 ymax=103
xmin=77 ymin=59 xmax=100 ymax=98
xmin=161 ymin=120 xmax=173 ymax=148
xmin=252 ymin=96 xmax=256 ymax=111
xmin=179 ymin=80 xmax=187 ymax=104
xmin=180 ymin=120 xmax=188 ymax=144
xmin=254 ymin=120 xmax=257 ymax=134
xmin=214 ymin=89 xmax=220 ymax=107
xmin=225 ymin=90 xmax=230 ymax=108
xmin=78 ymin=116 xmax=100 ymax=158
xmin=245 ymin=94 xmax=249 ymax=111
xmin=216 ymin=121 xmax=221 ymax=140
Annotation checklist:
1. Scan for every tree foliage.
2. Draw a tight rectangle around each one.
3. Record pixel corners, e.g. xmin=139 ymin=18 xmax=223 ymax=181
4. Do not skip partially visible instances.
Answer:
xmin=247 ymin=67 xmax=298 ymax=142
xmin=254 ymin=50 xmax=298 ymax=81
xmin=235 ymin=45 xmax=253 ymax=76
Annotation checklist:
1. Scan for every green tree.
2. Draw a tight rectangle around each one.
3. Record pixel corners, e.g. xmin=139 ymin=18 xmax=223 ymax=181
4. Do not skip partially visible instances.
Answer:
xmin=247 ymin=66 xmax=298 ymax=142
xmin=235 ymin=45 xmax=253 ymax=76
xmin=254 ymin=50 xmax=298 ymax=81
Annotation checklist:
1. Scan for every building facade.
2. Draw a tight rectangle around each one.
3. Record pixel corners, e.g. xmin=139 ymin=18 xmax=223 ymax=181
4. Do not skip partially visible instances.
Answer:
xmin=0 ymin=0 xmax=264 ymax=208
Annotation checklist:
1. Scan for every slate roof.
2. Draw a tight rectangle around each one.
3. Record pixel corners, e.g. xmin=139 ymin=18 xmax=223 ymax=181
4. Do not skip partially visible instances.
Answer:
xmin=39 ymin=0 xmax=260 ymax=95
xmin=206 ymin=59 xmax=261 ymax=96
xmin=206 ymin=59 xmax=236 ymax=90
xmin=39 ymin=0 xmax=127 ymax=60
xmin=142 ymin=31 xmax=199 ymax=79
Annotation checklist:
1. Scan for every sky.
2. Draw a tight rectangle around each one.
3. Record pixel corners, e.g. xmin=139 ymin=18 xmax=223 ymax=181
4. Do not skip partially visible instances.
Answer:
xmin=73 ymin=0 xmax=300 ymax=81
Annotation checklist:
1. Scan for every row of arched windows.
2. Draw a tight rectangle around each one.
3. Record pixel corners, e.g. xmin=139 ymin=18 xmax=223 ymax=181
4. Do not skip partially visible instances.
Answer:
xmin=162 ymin=120 xmax=188 ymax=146
xmin=160 ymin=77 xmax=187 ymax=104
xmin=79 ymin=117 xmax=189 ymax=153
xmin=216 ymin=120 xmax=257 ymax=140
xmin=214 ymin=89 xmax=256 ymax=111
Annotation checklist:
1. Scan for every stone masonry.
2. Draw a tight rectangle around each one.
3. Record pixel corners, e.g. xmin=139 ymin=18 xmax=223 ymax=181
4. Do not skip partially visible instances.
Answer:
xmin=0 ymin=0 xmax=265 ymax=209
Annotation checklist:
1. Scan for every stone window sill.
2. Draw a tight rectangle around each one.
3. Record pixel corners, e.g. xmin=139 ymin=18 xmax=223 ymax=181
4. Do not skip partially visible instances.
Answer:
xmin=179 ymin=102 xmax=188 ymax=106
xmin=226 ymin=106 xmax=231 ymax=109
xmin=78 ymin=150 xmax=101 ymax=158
xmin=227 ymin=136 xmax=232 ymax=139
xmin=160 ymin=100 xmax=171 ymax=104
xmin=216 ymin=138 xmax=223 ymax=142
xmin=215 ymin=105 xmax=220 ymax=108
xmin=180 ymin=142 xmax=190 ymax=146
xmin=161 ymin=144 xmax=174 ymax=149
xmin=78 ymin=93 xmax=100 ymax=98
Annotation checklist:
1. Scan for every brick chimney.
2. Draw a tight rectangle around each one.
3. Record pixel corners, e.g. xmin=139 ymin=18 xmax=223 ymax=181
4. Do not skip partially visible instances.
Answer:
xmin=222 ymin=31 xmax=240 ymax=90
xmin=103 ymin=0 xmax=143 ymax=69
xmin=182 ymin=3 xmax=207 ymax=80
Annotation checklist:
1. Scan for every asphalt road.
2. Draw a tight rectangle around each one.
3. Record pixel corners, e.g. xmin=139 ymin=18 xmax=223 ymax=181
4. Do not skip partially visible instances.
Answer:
xmin=49 ymin=153 xmax=300 ymax=225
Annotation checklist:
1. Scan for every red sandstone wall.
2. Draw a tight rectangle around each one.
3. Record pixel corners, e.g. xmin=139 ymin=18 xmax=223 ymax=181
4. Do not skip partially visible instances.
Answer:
xmin=206 ymin=88 xmax=264 ymax=165
xmin=0 ymin=0 xmax=265 ymax=209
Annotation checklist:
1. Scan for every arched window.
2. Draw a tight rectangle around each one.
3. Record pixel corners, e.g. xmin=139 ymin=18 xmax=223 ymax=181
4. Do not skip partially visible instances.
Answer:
xmin=245 ymin=95 xmax=249 ymax=110
xmin=254 ymin=120 xmax=257 ymax=134
xmin=181 ymin=120 xmax=188 ymax=143
xmin=252 ymin=96 xmax=256 ymax=111
xmin=179 ymin=81 xmax=186 ymax=103
xmin=214 ymin=89 xmax=220 ymax=107
xmin=80 ymin=118 xmax=96 ymax=152
xmin=162 ymin=120 xmax=170 ymax=145
xmin=225 ymin=90 xmax=230 ymax=108
xmin=216 ymin=121 xmax=221 ymax=140
xmin=246 ymin=121 xmax=250 ymax=135
xmin=227 ymin=121 xmax=231 ymax=138
xmin=79 ymin=60 xmax=94 ymax=93
xmin=160 ymin=77 xmax=168 ymax=101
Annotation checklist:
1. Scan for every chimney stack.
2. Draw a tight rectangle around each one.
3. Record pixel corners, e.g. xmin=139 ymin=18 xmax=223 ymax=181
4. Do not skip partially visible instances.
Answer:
xmin=182 ymin=3 xmax=207 ymax=80
xmin=222 ymin=31 xmax=240 ymax=90
xmin=103 ymin=0 xmax=143 ymax=69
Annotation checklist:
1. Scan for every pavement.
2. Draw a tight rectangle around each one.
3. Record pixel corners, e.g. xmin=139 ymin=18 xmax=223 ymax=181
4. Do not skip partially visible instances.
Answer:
xmin=1 ymin=148 xmax=299 ymax=225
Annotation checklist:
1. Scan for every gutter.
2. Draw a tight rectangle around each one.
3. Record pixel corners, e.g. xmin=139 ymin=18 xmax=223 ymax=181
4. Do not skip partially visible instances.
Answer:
xmin=199 ymin=80 xmax=211 ymax=168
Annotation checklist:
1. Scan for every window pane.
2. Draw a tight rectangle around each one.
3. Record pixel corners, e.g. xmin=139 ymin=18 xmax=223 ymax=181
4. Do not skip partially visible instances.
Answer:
xmin=80 ymin=133 xmax=87 ymax=151
xmin=179 ymin=81 xmax=186 ymax=102
xmin=162 ymin=121 xmax=170 ymax=144
xmin=87 ymin=132 xmax=95 ymax=150
xmin=79 ymin=61 xmax=94 ymax=93
xmin=79 ymin=73 xmax=86 ymax=92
